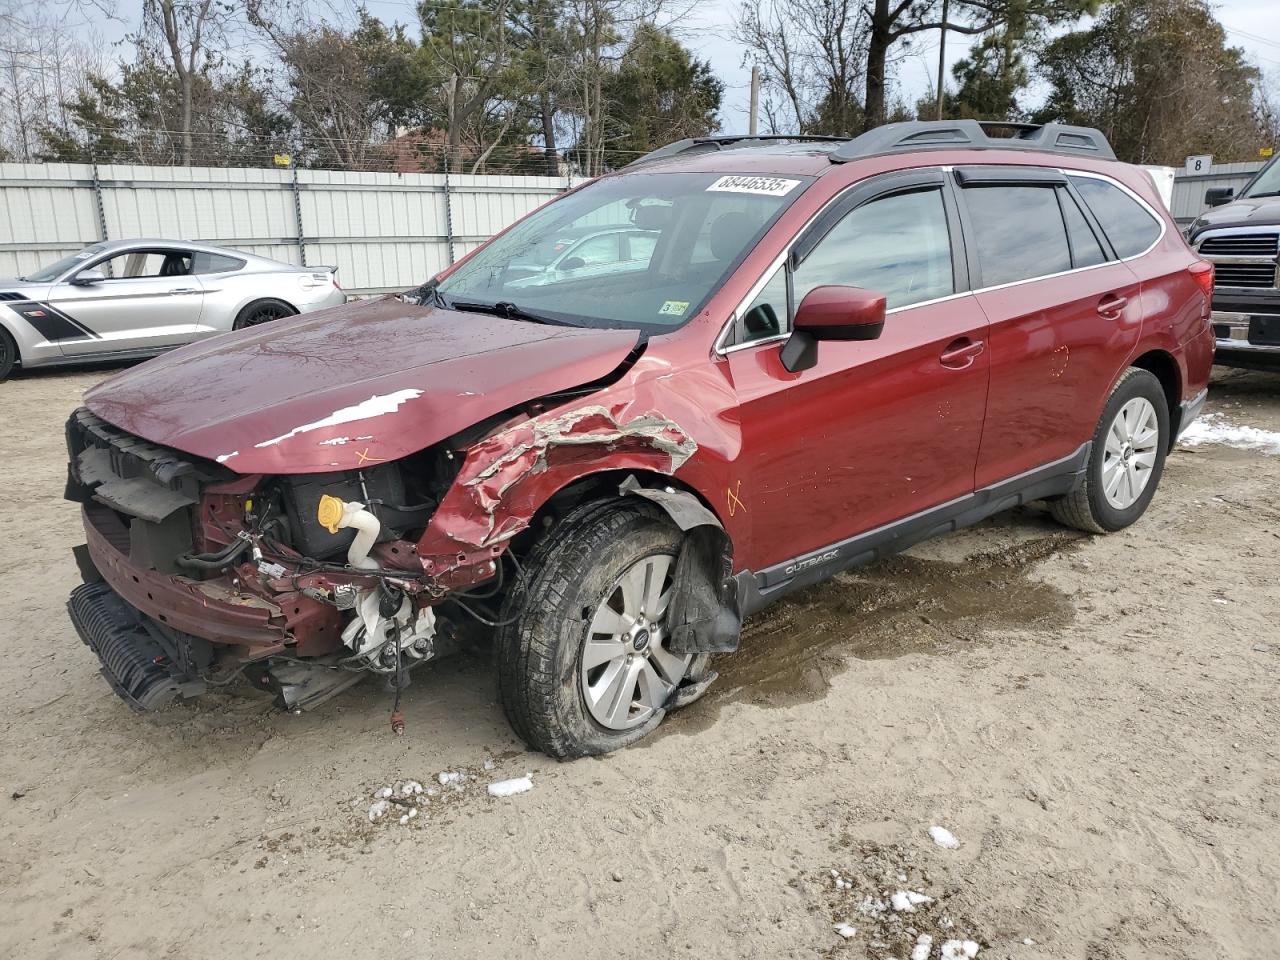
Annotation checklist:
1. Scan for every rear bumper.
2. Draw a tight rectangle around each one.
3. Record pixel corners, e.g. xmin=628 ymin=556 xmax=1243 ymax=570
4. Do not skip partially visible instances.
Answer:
xmin=81 ymin=503 xmax=293 ymax=651
xmin=1211 ymin=309 xmax=1280 ymax=356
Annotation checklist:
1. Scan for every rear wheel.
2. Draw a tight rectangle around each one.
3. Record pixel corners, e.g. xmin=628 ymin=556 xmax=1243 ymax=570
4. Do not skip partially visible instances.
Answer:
xmin=232 ymin=298 xmax=297 ymax=330
xmin=0 ymin=327 xmax=15 ymax=381
xmin=1049 ymin=367 xmax=1169 ymax=533
xmin=495 ymin=501 xmax=696 ymax=758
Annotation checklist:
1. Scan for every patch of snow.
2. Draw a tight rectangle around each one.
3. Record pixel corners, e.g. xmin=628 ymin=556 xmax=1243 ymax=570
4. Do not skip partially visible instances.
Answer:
xmin=253 ymin=388 xmax=424 ymax=449
xmin=437 ymin=771 xmax=462 ymax=786
xmin=930 ymin=825 xmax=960 ymax=849
xmin=367 ymin=799 xmax=390 ymax=822
xmin=834 ymin=922 xmax=857 ymax=940
xmin=1180 ymin=413 xmax=1280 ymax=456
xmin=1023 ymin=938 xmax=1036 ymax=946
xmin=374 ymin=786 xmax=393 ymax=799
xmin=483 ymin=759 xmax=495 ymax=771
xmin=941 ymin=939 xmax=980 ymax=959
xmin=911 ymin=933 xmax=934 ymax=960
xmin=401 ymin=781 xmax=423 ymax=796
xmin=891 ymin=890 xmax=934 ymax=912
xmin=487 ymin=775 xmax=533 ymax=798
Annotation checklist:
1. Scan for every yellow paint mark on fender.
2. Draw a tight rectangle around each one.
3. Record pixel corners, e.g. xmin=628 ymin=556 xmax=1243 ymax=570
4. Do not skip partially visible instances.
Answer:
xmin=726 ymin=480 xmax=746 ymax=517
xmin=355 ymin=447 xmax=386 ymax=466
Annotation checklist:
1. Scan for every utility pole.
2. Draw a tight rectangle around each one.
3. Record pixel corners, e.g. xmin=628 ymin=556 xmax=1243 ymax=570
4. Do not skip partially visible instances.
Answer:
xmin=749 ymin=66 xmax=761 ymax=136
xmin=935 ymin=0 xmax=949 ymax=120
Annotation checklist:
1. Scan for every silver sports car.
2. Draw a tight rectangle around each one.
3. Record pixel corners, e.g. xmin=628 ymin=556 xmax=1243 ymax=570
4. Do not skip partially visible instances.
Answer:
xmin=0 ymin=238 xmax=346 ymax=380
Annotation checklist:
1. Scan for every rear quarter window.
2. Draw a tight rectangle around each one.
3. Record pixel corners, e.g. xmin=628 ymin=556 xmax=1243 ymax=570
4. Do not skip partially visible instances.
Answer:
xmin=1069 ymin=176 xmax=1162 ymax=259
xmin=192 ymin=252 xmax=247 ymax=274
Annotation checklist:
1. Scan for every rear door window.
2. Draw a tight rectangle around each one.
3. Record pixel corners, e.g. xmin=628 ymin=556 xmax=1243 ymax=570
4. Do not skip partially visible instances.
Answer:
xmin=191 ymin=252 xmax=246 ymax=274
xmin=1069 ymin=176 xmax=1162 ymax=258
xmin=963 ymin=185 xmax=1072 ymax=286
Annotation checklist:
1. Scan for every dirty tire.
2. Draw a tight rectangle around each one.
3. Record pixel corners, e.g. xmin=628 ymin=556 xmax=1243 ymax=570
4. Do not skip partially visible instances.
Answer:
xmin=0 ymin=326 xmax=17 ymax=381
xmin=495 ymin=500 xmax=682 ymax=759
xmin=232 ymin=298 xmax=297 ymax=330
xmin=1049 ymin=367 xmax=1169 ymax=534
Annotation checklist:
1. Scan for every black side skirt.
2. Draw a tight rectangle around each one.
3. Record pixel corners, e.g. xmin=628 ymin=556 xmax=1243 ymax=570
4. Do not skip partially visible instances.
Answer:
xmin=736 ymin=442 xmax=1091 ymax=617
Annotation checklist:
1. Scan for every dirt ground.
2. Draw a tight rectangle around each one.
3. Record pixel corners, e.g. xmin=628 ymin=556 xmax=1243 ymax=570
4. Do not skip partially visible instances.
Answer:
xmin=1 ymin=362 xmax=1277 ymax=960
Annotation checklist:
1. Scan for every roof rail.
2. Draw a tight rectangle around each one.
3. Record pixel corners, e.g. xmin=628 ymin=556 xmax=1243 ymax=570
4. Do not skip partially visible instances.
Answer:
xmin=629 ymin=134 xmax=847 ymax=166
xmin=829 ymin=120 xmax=1116 ymax=163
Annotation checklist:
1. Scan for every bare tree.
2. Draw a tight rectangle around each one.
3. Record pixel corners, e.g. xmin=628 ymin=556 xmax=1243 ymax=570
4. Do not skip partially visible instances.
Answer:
xmin=135 ymin=0 xmax=234 ymax=164
xmin=734 ymin=0 xmax=866 ymax=133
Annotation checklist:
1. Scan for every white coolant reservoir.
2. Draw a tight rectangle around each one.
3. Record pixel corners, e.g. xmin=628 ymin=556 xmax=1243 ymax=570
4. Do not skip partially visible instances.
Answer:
xmin=316 ymin=494 xmax=381 ymax=570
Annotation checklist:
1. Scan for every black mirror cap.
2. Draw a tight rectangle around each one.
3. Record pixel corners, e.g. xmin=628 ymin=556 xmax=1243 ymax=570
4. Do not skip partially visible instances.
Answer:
xmin=1204 ymin=187 xmax=1235 ymax=207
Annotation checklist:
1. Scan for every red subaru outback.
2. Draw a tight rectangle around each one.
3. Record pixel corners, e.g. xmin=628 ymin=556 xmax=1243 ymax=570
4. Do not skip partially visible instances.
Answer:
xmin=65 ymin=121 xmax=1214 ymax=757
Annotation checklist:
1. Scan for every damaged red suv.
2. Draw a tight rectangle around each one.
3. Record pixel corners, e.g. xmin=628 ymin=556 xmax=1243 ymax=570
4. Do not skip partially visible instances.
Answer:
xmin=66 ymin=121 xmax=1215 ymax=758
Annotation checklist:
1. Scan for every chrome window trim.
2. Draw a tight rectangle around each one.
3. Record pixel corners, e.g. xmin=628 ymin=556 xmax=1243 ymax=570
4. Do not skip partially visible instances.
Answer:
xmin=714 ymin=166 xmax=1164 ymax=358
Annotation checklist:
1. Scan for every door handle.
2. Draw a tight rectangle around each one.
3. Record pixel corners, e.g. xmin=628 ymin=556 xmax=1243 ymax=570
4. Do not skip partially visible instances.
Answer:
xmin=1097 ymin=293 xmax=1128 ymax=318
xmin=169 ymin=287 xmax=199 ymax=295
xmin=940 ymin=337 xmax=985 ymax=369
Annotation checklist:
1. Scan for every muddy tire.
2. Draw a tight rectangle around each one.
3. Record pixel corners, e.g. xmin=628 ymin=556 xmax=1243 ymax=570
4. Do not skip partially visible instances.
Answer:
xmin=495 ymin=500 xmax=695 ymax=759
xmin=0 ymin=327 xmax=17 ymax=381
xmin=1049 ymin=367 xmax=1169 ymax=534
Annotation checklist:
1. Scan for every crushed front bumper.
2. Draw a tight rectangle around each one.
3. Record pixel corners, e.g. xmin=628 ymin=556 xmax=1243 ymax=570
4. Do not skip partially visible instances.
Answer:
xmin=81 ymin=503 xmax=291 ymax=650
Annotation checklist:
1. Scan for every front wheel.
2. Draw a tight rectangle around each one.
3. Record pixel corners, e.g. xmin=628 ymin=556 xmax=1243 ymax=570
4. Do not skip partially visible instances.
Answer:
xmin=0 ymin=327 xmax=17 ymax=381
xmin=1049 ymin=367 xmax=1170 ymax=533
xmin=495 ymin=501 xmax=697 ymax=759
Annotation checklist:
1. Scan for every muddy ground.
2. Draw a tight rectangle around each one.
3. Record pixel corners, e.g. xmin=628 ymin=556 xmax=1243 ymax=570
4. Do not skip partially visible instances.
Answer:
xmin=1 ymin=364 xmax=1277 ymax=960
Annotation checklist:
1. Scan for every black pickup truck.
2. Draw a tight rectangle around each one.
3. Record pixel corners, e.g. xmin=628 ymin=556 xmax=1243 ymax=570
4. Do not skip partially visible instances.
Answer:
xmin=1187 ymin=155 xmax=1280 ymax=371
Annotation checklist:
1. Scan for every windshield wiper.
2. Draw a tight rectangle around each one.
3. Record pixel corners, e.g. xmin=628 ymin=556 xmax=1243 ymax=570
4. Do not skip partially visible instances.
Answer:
xmin=447 ymin=299 xmax=575 ymax=326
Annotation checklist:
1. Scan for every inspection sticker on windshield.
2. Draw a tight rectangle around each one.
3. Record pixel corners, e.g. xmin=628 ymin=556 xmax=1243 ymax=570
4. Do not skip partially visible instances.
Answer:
xmin=706 ymin=175 xmax=801 ymax=197
xmin=659 ymin=300 xmax=690 ymax=316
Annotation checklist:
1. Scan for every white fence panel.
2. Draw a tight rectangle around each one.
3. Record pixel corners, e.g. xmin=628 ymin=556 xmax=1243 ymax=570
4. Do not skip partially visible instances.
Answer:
xmin=0 ymin=163 xmax=584 ymax=294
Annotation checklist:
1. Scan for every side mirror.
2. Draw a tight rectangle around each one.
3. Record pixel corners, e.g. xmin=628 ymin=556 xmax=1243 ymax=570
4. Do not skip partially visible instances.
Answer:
xmin=1204 ymin=187 xmax=1234 ymax=208
xmin=559 ymin=256 xmax=586 ymax=272
xmin=70 ymin=268 xmax=106 ymax=286
xmin=780 ymin=285 xmax=886 ymax=373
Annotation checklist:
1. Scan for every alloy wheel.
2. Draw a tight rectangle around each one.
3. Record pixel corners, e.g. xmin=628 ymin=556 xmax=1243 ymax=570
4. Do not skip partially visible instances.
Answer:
xmin=1101 ymin=396 xmax=1160 ymax=510
xmin=580 ymin=553 xmax=691 ymax=731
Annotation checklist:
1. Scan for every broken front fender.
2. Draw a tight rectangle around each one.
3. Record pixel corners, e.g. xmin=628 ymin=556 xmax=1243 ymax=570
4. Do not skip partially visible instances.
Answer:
xmin=415 ymin=402 xmax=697 ymax=566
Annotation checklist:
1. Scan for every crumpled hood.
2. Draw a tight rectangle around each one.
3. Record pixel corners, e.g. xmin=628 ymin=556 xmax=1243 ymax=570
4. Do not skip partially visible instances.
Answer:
xmin=1190 ymin=196 xmax=1280 ymax=239
xmin=85 ymin=297 xmax=641 ymax=474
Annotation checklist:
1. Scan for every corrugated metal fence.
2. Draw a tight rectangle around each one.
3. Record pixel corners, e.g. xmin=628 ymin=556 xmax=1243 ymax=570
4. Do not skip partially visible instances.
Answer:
xmin=0 ymin=162 xmax=586 ymax=295
xmin=1 ymin=159 xmax=1271 ymax=286
xmin=1170 ymin=161 xmax=1265 ymax=225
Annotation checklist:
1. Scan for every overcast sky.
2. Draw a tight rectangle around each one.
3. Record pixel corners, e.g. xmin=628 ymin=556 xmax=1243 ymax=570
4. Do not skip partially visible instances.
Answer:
xmin=94 ymin=0 xmax=1280 ymax=139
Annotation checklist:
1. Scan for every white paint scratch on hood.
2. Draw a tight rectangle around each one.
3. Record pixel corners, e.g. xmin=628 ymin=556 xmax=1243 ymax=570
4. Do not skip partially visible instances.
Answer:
xmin=215 ymin=451 xmax=239 ymax=464
xmin=253 ymin=389 xmax=425 ymax=450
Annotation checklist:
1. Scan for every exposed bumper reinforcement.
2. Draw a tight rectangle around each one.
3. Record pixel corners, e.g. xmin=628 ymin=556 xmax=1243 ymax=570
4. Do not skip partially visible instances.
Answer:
xmin=67 ymin=581 xmax=204 ymax=711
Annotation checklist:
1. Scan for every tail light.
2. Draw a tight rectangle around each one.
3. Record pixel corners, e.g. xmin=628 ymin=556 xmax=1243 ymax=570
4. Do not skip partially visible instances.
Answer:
xmin=1189 ymin=260 xmax=1214 ymax=298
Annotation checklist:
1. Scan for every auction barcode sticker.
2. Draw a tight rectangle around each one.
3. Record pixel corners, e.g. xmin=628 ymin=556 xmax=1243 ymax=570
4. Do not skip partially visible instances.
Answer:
xmin=706 ymin=175 xmax=801 ymax=197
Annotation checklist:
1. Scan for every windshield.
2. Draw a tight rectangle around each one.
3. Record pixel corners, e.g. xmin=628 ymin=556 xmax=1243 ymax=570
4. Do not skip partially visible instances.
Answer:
xmin=1243 ymin=157 xmax=1280 ymax=199
xmin=22 ymin=244 xmax=108 ymax=282
xmin=436 ymin=171 xmax=812 ymax=331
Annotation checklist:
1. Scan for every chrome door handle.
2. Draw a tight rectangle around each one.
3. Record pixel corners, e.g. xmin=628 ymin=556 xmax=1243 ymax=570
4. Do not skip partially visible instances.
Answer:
xmin=169 ymin=287 xmax=199 ymax=295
